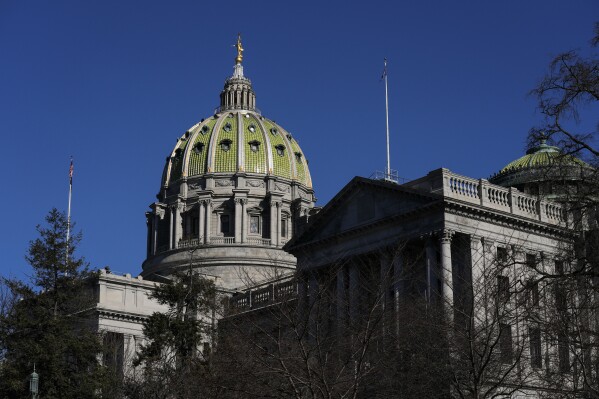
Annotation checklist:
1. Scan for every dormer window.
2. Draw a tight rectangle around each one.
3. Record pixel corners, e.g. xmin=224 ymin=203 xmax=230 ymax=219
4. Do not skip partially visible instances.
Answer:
xmin=275 ymin=144 xmax=285 ymax=157
xmin=270 ymin=128 xmax=278 ymax=136
xmin=223 ymin=122 xmax=232 ymax=132
xmin=248 ymin=124 xmax=256 ymax=133
xmin=295 ymin=152 xmax=302 ymax=162
xmin=286 ymin=133 xmax=293 ymax=141
xmin=174 ymin=148 xmax=183 ymax=157
xmin=201 ymin=125 xmax=209 ymax=134
xmin=248 ymin=140 xmax=260 ymax=153
xmin=193 ymin=143 xmax=205 ymax=154
xmin=184 ymin=131 xmax=190 ymax=139
xmin=220 ymin=139 xmax=233 ymax=152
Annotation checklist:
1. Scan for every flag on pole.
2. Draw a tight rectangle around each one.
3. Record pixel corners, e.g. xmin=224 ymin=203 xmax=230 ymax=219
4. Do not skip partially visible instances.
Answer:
xmin=69 ymin=157 xmax=74 ymax=185
xmin=380 ymin=58 xmax=387 ymax=81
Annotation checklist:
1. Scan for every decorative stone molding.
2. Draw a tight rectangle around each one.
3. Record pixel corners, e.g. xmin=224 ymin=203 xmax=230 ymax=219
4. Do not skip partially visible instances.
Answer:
xmin=440 ymin=229 xmax=454 ymax=243
xmin=188 ymin=181 xmax=202 ymax=190
xmin=246 ymin=180 xmax=265 ymax=188
xmin=215 ymin=179 xmax=235 ymax=187
xmin=275 ymin=183 xmax=290 ymax=193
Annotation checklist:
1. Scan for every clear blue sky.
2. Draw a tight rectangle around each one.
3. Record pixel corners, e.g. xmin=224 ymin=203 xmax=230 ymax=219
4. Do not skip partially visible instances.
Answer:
xmin=1 ymin=1 xmax=597 ymax=279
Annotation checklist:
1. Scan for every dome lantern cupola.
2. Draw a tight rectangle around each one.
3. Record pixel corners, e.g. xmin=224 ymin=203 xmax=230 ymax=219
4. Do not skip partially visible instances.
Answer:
xmin=218 ymin=34 xmax=256 ymax=113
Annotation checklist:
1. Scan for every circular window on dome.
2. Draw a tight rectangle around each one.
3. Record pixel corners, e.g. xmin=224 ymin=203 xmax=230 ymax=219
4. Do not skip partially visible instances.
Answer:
xmin=270 ymin=128 xmax=278 ymax=136
xmin=193 ymin=143 xmax=205 ymax=154
xmin=248 ymin=140 xmax=260 ymax=152
xmin=248 ymin=124 xmax=256 ymax=133
xmin=275 ymin=144 xmax=285 ymax=157
xmin=286 ymin=133 xmax=293 ymax=141
xmin=201 ymin=125 xmax=209 ymax=134
xmin=174 ymin=148 xmax=183 ymax=157
xmin=294 ymin=152 xmax=302 ymax=162
xmin=220 ymin=139 xmax=233 ymax=152
xmin=223 ymin=123 xmax=232 ymax=132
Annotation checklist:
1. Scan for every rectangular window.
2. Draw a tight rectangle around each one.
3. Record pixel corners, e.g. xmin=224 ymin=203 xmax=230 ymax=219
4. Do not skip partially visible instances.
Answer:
xmin=250 ymin=215 xmax=260 ymax=234
xmin=497 ymin=247 xmax=508 ymax=264
xmin=526 ymin=253 xmax=536 ymax=269
xmin=499 ymin=323 xmax=513 ymax=363
xmin=497 ymin=275 xmax=510 ymax=303
xmin=558 ymin=333 xmax=570 ymax=372
xmin=529 ymin=326 xmax=542 ymax=368
xmin=192 ymin=217 xmax=199 ymax=237
xmin=281 ymin=218 xmax=287 ymax=238
xmin=529 ymin=280 xmax=539 ymax=307
xmin=220 ymin=214 xmax=230 ymax=234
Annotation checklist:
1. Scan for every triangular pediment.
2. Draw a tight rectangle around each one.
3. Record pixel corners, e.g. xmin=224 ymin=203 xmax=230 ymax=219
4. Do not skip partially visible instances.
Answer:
xmin=287 ymin=177 xmax=441 ymax=250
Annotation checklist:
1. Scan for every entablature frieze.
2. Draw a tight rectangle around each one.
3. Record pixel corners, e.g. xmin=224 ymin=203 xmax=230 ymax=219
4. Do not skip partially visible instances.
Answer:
xmin=444 ymin=201 xmax=575 ymax=242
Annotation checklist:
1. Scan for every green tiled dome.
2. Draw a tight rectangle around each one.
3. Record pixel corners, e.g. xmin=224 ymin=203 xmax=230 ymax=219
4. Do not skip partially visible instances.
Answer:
xmin=160 ymin=50 xmax=312 ymax=190
xmin=162 ymin=111 xmax=312 ymax=188
xmin=499 ymin=142 xmax=588 ymax=174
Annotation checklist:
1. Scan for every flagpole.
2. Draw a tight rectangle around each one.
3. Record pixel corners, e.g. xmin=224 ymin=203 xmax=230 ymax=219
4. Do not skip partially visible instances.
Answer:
xmin=66 ymin=157 xmax=73 ymax=268
xmin=384 ymin=58 xmax=390 ymax=178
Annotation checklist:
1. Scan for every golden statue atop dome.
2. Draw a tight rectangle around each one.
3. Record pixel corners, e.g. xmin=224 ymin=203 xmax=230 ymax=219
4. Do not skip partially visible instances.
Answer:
xmin=235 ymin=33 xmax=244 ymax=64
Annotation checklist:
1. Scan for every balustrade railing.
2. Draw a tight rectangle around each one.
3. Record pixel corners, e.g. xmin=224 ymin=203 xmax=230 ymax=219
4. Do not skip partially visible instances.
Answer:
xmin=177 ymin=237 xmax=202 ymax=249
xmin=210 ymin=236 xmax=235 ymax=245
xmin=415 ymin=168 xmax=568 ymax=226
xmin=227 ymin=278 xmax=297 ymax=314
xmin=246 ymin=237 xmax=272 ymax=246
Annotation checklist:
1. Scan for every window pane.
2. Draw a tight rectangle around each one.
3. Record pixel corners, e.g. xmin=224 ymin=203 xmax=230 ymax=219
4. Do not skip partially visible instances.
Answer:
xmin=221 ymin=215 xmax=230 ymax=233
xmin=500 ymin=323 xmax=513 ymax=363
xmin=250 ymin=216 xmax=259 ymax=234
xmin=281 ymin=219 xmax=287 ymax=237
xmin=529 ymin=327 xmax=542 ymax=368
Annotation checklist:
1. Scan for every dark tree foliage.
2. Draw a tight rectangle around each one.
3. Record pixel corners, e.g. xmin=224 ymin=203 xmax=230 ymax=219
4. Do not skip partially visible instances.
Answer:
xmin=0 ymin=208 xmax=109 ymax=398
xmin=126 ymin=269 xmax=218 ymax=399
xmin=530 ymin=22 xmax=599 ymax=163
xmin=527 ymin=22 xmax=599 ymax=398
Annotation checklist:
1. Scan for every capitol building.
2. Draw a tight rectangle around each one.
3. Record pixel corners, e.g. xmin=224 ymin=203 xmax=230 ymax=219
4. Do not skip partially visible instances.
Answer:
xmin=91 ymin=38 xmax=593 ymax=397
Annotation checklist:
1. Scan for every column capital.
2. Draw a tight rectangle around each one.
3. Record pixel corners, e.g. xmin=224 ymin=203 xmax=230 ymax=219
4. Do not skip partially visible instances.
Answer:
xmin=234 ymin=198 xmax=248 ymax=205
xmin=270 ymin=200 xmax=281 ymax=207
xmin=440 ymin=229 xmax=454 ymax=243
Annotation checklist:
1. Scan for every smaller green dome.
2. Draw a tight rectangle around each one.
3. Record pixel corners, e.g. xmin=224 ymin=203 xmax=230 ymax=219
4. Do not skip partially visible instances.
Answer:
xmin=499 ymin=141 xmax=587 ymax=174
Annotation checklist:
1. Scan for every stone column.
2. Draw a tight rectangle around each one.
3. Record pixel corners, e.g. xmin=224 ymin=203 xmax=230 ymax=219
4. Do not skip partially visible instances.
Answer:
xmin=145 ymin=213 xmax=152 ymax=258
xmin=234 ymin=198 xmax=242 ymax=243
xmin=204 ymin=200 xmax=212 ymax=244
xmin=270 ymin=200 xmax=280 ymax=247
xmin=168 ymin=207 xmax=175 ymax=250
xmin=198 ymin=200 xmax=205 ymax=242
xmin=152 ymin=212 xmax=159 ymax=255
xmin=336 ymin=265 xmax=347 ymax=335
xmin=468 ymin=235 xmax=482 ymax=320
xmin=174 ymin=202 xmax=183 ymax=248
xmin=440 ymin=229 xmax=454 ymax=316
xmin=349 ymin=261 xmax=360 ymax=325
xmin=425 ymin=236 xmax=437 ymax=303
xmin=276 ymin=203 xmax=282 ymax=246
xmin=241 ymin=199 xmax=248 ymax=243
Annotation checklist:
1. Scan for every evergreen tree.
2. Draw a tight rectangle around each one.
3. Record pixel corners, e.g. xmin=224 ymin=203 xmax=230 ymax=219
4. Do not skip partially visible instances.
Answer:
xmin=127 ymin=268 xmax=218 ymax=399
xmin=0 ymin=208 xmax=109 ymax=398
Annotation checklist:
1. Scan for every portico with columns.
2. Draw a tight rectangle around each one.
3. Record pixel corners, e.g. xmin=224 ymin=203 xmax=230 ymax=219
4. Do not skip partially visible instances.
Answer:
xmin=282 ymin=171 xmax=571 ymax=336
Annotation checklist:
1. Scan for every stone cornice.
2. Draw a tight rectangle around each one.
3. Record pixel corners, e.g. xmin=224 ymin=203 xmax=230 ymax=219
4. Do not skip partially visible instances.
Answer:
xmin=443 ymin=198 xmax=575 ymax=241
